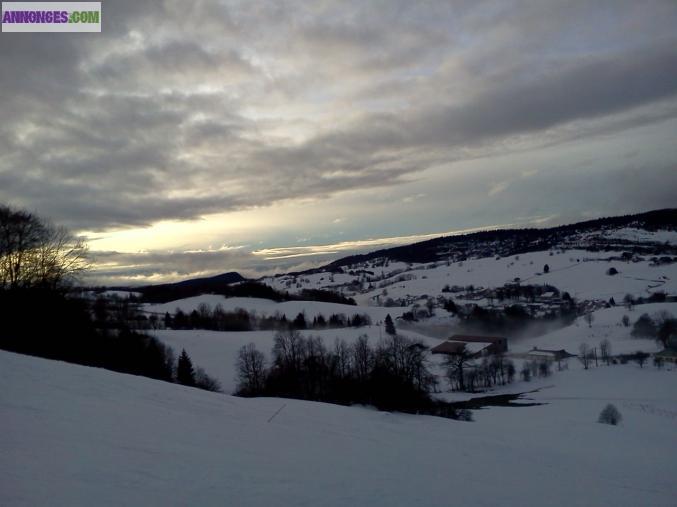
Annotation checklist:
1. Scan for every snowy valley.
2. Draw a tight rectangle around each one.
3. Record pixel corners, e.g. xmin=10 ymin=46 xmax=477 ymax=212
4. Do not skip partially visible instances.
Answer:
xmin=3 ymin=213 xmax=677 ymax=506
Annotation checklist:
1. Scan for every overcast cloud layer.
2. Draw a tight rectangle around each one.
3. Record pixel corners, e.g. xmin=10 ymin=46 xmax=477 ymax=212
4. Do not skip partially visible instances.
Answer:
xmin=1 ymin=1 xmax=677 ymax=284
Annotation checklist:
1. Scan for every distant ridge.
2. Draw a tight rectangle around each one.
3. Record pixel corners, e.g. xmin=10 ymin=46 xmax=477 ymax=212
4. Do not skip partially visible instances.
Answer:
xmin=116 ymin=209 xmax=676 ymax=294
xmin=132 ymin=271 xmax=248 ymax=303
xmin=167 ymin=271 xmax=246 ymax=289
xmin=297 ymin=208 xmax=677 ymax=272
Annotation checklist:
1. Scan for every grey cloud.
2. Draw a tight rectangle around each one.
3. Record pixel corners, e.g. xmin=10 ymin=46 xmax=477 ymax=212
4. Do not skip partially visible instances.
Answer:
xmin=1 ymin=0 xmax=676 ymax=238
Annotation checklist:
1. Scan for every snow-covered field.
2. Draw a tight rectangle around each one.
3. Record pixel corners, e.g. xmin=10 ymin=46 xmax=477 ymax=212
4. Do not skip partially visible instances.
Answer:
xmin=2 ymin=350 xmax=675 ymax=506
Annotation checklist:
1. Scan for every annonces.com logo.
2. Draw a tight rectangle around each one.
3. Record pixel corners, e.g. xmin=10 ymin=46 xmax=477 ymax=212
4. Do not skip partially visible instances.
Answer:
xmin=2 ymin=2 xmax=101 ymax=32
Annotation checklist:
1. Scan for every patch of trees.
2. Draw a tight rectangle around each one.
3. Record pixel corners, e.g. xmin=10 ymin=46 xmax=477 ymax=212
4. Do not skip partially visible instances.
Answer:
xmin=631 ymin=311 xmax=676 ymax=348
xmin=491 ymin=283 xmax=561 ymax=303
xmin=235 ymin=331 xmax=470 ymax=420
xmin=445 ymin=348 xmax=517 ymax=392
xmin=519 ymin=358 xmax=554 ymax=382
xmin=456 ymin=301 xmax=576 ymax=335
xmin=0 ymin=289 xmax=220 ymax=392
xmin=168 ymin=305 xmax=253 ymax=331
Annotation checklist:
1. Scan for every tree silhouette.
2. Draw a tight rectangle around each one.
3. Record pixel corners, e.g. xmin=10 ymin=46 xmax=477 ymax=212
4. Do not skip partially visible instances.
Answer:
xmin=0 ymin=204 xmax=88 ymax=290
xmin=384 ymin=314 xmax=396 ymax=335
xmin=177 ymin=349 xmax=196 ymax=386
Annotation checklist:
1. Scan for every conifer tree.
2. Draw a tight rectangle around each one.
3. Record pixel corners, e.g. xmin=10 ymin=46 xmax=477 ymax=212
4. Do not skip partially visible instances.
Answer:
xmin=385 ymin=314 xmax=396 ymax=335
xmin=177 ymin=349 xmax=195 ymax=386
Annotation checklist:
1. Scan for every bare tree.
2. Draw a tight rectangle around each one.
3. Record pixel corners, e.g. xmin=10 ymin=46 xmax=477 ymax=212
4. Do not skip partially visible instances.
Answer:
xmin=352 ymin=334 xmax=373 ymax=384
xmin=272 ymin=329 xmax=306 ymax=373
xmin=0 ymin=205 xmax=88 ymax=290
xmin=332 ymin=338 xmax=352 ymax=380
xmin=578 ymin=343 xmax=592 ymax=369
xmin=236 ymin=343 xmax=267 ymax=395
xmin=444 ymin=345 xmax=475 ymax=392
xmin=600 ymin=339 xmax=612 ymax=365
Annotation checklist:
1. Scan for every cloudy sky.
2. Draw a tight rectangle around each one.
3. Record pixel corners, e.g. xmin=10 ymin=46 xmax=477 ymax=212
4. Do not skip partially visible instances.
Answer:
xmin=2 ymin=1 xmax=677 ymax=284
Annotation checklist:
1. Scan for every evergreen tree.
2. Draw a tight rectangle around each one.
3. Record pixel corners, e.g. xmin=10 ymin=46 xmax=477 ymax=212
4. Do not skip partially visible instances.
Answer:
xmin=385 ymin=314 xmax=396 ymax=335
xmin=177 ymin=349 xmax=195 ymax=386
xmin=163 ymin=312 xmax=172 ymax=329
xmin=293 ymin=312 xmax=307 ymax=329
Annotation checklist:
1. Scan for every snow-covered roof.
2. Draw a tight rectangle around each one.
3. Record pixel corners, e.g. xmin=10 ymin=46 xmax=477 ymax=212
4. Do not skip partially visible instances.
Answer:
xmin=431 ymin=340 xmax=489 ymax=355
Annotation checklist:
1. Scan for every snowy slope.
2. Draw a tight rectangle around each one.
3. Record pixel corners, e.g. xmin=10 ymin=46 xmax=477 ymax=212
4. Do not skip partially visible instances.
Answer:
xmin=2 ymin=350 xmax=676 ymax=507
xmin=512 ymin=302 xmax=676 ymax=354
xmin=262 ymin=248 xmax=676 ymax=304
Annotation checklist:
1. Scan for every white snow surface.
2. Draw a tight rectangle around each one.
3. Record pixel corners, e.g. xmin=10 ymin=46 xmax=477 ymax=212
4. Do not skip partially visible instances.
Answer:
xmin=2 ymin=350 xmax=676 ymax=506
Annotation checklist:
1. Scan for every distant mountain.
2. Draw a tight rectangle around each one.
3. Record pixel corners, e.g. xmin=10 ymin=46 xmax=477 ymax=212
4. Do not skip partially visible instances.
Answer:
xmin=134 ymin=272 xmax=247 ymax=303
xmin=133 ymin=271 xmax=357 ymax=306
xmin=312 ymin=208 xmax=677 ymax=271
xmin=167 ymin=271 xmax=246 ymax=289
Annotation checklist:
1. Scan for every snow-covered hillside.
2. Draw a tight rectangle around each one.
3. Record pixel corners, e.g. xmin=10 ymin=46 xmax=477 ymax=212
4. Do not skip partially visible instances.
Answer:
xmin=263 ymin=248 xmax=677 ymax=305
xmin=512 ymin=302 xmax=676 ymax=355
xmin=2 ymin=350 xmax=675 ymax=507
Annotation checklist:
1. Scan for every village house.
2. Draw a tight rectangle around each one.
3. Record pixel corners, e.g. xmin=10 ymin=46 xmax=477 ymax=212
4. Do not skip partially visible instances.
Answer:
xmin=430 ymin=334 xmax=508 ymax=357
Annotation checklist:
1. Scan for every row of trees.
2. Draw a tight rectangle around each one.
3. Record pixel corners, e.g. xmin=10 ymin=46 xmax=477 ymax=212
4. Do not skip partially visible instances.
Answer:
xmin=163 ymin=304 xmax=373 ymax=332
xmin=235 ymin=331 xmax=470 ymax=420
xmin=445 ymin=348 xmax=517 ymax=392
xmin=454 ymin=302 xmax=577 ymax=335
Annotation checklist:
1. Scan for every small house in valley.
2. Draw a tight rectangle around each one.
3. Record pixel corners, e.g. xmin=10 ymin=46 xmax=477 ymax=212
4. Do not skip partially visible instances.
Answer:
xmin=430 ymin=335 xmax=508 ymax=357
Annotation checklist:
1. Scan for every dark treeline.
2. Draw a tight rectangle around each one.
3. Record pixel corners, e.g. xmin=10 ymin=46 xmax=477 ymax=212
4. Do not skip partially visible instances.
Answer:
xmin=630 ymin=310 xmax=676 ymax=348
xmin=235 ymin=331 xmax=472 ymax=421
xmin=161 ymin=303 xmax=372 ymax=332
xmin=138 ymin=279 xmax=357 ymax=306
xmin=454 ymin=302 xmax=577 ymax=336
xmin=445 ymin=347 xmax=518 ymax=392
xmin=0 ymin=289 xmax=221 ymax=392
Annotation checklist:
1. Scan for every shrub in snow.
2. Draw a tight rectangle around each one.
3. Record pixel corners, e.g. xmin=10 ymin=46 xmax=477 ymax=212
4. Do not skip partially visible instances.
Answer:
xmin=606 ymin=267 xmax=619 ymax=276
xmin=598 ymin=404 xmax=622 ymax=426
